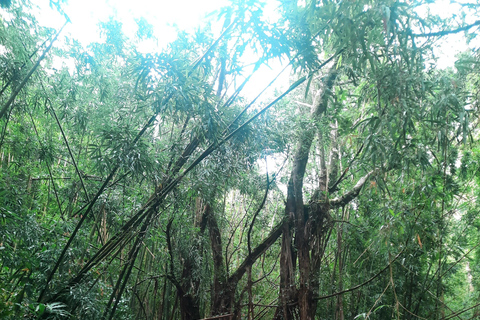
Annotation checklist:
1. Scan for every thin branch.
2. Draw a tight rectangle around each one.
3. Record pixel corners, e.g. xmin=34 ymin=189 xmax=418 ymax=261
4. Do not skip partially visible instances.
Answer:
xmin=253 ymin=252 xmax=280 ymax=286
xmin=199 ymin=314 xmax=234 ymax=320
xmin=0 ymin=25 xmax=54 ymax=97
xmin=398 ymin=302 xmax=428 ymax=320
xmin=229 ymin=219 xmax=285 ymax=283
xmin=165 ymin=218 xmax=180 ymax=289
xmin=104 ymin=213 xmax=153 ymax=320
xmin=191 ymin=18 xmax=237 ymax=70
xmin=0 ymin=100 xmax=13 ymax=151
xmin=441 ymin=302 xmax=480 ymax=320
xmin=328 ymin=143 xmax=364 ymax=193
xmin=366 ymin=283 xmax=390 ymax=319
xmin=48 ymin=99 xmax=90 ymax=202
xmin=412 ymin=20 xmax=480 ymax=37
xmin=438 ymin=240 xmax=480 ymax=283
xmin=248 ymin=163 xmax=270 ymax=255
xmin=28 ymin=112 xmax=64 ymax=219
xmin=314 ymin=248 xmax=404 ymax=300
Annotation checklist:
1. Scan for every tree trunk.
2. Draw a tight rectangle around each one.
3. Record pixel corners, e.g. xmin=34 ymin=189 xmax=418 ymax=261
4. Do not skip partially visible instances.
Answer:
xmin=275 ymin=67 xmax=338 ymax=319
xmin=205 ymin=203 xmax=232 ymax=316
xmin=206 ymin=196 xmax=285 ymax=318
xmin=169 ymin=198 xmax=206 ymax=320
xmin=179 ymin=293 xmax=201 ymax=320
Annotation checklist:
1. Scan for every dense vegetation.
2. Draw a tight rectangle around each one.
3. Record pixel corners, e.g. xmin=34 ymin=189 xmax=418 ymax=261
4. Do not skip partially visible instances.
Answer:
xmin=1 ymin=0 xmax=480 ymax=319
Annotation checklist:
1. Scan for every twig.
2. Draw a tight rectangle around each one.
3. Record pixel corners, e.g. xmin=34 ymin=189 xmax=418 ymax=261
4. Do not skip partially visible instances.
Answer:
xmin=365 ymin=283 xmax=390 ymax=319
xmin=248 ymin=161 xmax=270 ymax=255
xmin=441 ymin=302 xmax=480 ymax=320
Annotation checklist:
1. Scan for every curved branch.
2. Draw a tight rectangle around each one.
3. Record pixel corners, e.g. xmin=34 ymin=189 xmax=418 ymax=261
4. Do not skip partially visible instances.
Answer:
xmin=330 ymin=169 xmax=377 ymax=208
xmin=328 ymin=143 xmax=364 ymax=193
xmin=229 ymin=219 xmax=285 ymax=284
xmin=314 ymin=248 xmax=404 ymax=300
xmin=441 ymin=301 xmax=480 ymax=320
xmin=0 ymin=19 xmax=69 ymax=119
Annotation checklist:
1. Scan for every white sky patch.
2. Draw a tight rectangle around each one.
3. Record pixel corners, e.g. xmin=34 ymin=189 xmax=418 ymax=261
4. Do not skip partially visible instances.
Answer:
xmin=34 ymin=0 xmax=228 ymax=48
xmin=435 ymin=35 xmax=468 ymax=69
xmin=31 ymin=0 xmax=291 ymax=100
xmin=414 ymin=0 xmax=480 ymax=69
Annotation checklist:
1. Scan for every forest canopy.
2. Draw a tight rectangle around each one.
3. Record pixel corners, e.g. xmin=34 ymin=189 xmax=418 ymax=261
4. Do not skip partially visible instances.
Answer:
xmin=1 ymin=0 xmax=480 ymax=319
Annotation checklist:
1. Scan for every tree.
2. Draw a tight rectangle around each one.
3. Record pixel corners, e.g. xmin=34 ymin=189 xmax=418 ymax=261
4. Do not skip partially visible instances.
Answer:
xmin=1 ymin=0 xmax=480 ymax=319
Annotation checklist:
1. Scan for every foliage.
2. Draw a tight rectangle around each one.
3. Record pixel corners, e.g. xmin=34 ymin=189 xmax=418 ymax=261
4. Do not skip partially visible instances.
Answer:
xmin=1 ymin=0 xmax=480 ymax=319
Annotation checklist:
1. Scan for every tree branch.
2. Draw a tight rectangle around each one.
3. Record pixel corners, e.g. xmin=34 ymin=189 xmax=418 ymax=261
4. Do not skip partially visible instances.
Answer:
xmin=314 ymin=248 xmax=404 ymax=300
xmin=248 ymin=169 xmax=270 ymax=255
xmin=229 ymin=219 xmax=285 ymax=284
xmin=330 ymin=169 xmax=378 ymax=207
xmin=412 ymin=20 xmax=480 ymax=37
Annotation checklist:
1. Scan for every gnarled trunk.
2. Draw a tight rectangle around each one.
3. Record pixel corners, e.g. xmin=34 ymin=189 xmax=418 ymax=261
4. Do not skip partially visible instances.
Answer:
xmin=275 ymin=67 xmax=338 ymax=319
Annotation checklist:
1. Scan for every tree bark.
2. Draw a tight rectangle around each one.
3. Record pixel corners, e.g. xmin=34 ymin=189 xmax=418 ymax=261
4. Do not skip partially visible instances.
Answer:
xmin=167 ymin=199 xmax=206 ymax=320
xmin=275 ymin=67 xmax=338 ymax=320
xmin=209 ymin=208 xmax=285 ymax=317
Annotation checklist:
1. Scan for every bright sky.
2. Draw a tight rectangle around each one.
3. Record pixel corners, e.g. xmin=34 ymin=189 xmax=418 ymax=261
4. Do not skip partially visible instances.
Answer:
xmin=33 ymin=0 xmax=478 ymax=69
xmin=32 ymin=0 xmax=289 ymax=101
xmin=28 ymin=0 xmax=479 ymax=135
xmin=28 ymin=0 xmax=479 ymax=104
xmin=36 ymin=0 xmax=228 ymax=48
xmin=415 ymin=0 xmax=478 ymax=68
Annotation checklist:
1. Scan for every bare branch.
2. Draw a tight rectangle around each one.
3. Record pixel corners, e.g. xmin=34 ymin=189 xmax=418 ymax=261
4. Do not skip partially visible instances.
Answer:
xmin=229 ymin=219 xmax=285 ymax=284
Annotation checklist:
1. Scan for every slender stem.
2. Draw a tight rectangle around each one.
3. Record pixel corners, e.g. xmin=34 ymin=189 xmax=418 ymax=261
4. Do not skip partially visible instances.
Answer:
xmin=48 ymin=99 xmax=90 ymax=203
xmin=314 ymin=248 xmax=405 ymax=301
xmin=0 ymin=19 xmax=69 ymax=119
xmin=0 ymin=26 xmax=54 ymax=97
xmin=28 ymin=112 xmax=64 ymax=219
xmin=412 ymin=20 xmax=480 ymax=37
xmin=248 ymin=165 xmax=270 ymax=256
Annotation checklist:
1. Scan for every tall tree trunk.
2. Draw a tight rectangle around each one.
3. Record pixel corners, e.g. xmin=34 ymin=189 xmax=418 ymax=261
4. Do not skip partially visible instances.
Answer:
xmin=168 ymin=198 xmax=206 ymax=320
xmin=275 ymin=67 xmax=338 ymax=320
xmin=274 ymin=66 xmax=375 ymax=320
xmin=206 ymin=203 xmax=232 ymax=316
xmin=179 ymin=293 xmax=201 ymax=320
